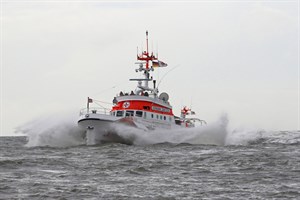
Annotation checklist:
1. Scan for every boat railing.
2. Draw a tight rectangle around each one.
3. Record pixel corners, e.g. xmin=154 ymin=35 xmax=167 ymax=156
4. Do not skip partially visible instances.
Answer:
xmin=79 ymin=107 xmax=110 ymax=116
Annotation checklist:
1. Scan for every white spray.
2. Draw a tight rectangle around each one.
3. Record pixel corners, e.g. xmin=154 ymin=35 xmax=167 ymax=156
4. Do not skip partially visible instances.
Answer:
xmin=16 ymin=111 xmax=299 ymax=147
xmin=16 ymin=111 xmax=86 ymax=147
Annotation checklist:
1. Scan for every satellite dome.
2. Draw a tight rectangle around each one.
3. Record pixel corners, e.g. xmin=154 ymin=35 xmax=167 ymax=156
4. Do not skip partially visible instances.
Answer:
xmin=159 ymin=92 xmax=169 ymax=102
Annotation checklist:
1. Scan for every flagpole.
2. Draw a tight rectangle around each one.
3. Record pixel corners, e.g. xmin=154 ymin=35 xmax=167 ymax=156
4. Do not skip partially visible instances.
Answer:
xmin=87 ymin=97 xmax=90 ymax=113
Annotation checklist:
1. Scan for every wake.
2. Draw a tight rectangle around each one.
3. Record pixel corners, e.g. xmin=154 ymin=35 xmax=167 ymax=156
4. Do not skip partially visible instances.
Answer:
xmin=16 ymin=112 xmax=300 ymax=147
xmin=111 ymin=114 xmax=229 ymax=146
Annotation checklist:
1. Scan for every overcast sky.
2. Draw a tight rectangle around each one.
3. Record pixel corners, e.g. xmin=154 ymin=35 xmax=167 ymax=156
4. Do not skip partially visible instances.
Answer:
xmin=1 ymin=0 xmax=299 ymax=136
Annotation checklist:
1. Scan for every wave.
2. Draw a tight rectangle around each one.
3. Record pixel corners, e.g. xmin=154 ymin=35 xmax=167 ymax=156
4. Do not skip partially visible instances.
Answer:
xmin=110 ymin=114 xmax=229 ymax=146
xmin=16 ymin=112 xmax=300 ymax=147
xmin=16 ymin=112 xmax=86 ymax=147
xmin=225 ymin=129 xmax=300 ymax=145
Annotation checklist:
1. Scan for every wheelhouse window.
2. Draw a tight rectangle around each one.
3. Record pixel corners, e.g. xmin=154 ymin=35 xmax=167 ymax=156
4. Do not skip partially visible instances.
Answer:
xmin=143 ymin=106 xmax=150 ymax=110
xmin=116 ymin=111 xmax=124 ymax=117
xmin=135 ymin=111 xmax=143 ymax=117
xmin=125 ymin=110 xmax=134 ymax=117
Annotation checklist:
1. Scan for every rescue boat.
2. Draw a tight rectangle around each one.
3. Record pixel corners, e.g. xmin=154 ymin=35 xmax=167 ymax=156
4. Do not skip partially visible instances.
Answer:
xmin=78 ymin=31 xmax=206 ymax=144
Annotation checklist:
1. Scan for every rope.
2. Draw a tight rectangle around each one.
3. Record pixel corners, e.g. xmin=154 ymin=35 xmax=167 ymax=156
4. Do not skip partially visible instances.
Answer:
xmin=91 ymin=80 xmax=129 ymax=96
xmin=94 ymin=102 xmax=105 ymax=109
xmin=157 ymin=64 xmax=180 ymax=88
xmin=93 ymin=99 xmax=112 ymax=105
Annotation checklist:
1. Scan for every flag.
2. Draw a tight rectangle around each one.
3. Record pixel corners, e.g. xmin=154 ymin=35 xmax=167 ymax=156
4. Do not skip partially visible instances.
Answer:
xmin=87 ymin=97 xmax=93 ymax=111
xmin=152 ymin=60 xmax=168 ymax=68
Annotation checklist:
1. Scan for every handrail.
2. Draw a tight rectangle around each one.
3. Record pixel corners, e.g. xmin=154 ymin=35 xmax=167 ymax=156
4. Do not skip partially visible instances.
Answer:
xmin=79 ymin=107 xmax=111 ymax=116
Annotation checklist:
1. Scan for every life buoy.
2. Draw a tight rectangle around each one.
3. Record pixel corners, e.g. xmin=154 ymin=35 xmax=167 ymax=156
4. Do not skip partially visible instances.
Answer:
xmin=123 ymin=102 xmax=130 ymax=108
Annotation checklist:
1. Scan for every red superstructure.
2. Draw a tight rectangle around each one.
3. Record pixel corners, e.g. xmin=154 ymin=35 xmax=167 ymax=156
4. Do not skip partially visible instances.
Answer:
xmin=111 ymin=100 xmax=173 ymax=116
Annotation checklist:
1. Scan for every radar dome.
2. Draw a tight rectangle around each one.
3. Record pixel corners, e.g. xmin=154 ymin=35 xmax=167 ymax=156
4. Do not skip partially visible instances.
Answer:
xmin=159 ymin=92 xmax=169 ymax=102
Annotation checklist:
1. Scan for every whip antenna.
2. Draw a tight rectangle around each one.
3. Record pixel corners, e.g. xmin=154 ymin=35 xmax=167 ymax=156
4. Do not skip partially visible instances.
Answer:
xmin=157 ymin=65 xmax=180 ymax=89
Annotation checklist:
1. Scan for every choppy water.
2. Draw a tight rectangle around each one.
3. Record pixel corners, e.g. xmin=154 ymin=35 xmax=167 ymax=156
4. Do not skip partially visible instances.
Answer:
xmin=1 ymin=115 xmax=300 ymax=199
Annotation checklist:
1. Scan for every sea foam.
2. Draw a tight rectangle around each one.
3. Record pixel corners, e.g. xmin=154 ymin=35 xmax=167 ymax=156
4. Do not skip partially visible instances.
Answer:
xmin=16 ymin=111 xmax=299 ymax=147
xmin=16 ymin=111 xmax=86 ymax=147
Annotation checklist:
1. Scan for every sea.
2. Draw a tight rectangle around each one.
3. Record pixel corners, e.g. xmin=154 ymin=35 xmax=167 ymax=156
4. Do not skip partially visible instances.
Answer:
xmin=1 ymin=114 xmax=300 ymax=199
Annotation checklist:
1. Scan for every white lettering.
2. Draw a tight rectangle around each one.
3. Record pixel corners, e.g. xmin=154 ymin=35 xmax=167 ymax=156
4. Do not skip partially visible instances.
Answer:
xmin=152 ymin=106 xmax=170 ymax=113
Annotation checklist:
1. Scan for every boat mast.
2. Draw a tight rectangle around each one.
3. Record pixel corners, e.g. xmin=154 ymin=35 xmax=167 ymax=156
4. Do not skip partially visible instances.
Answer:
xmin=137 ymin=31 xmax=155 ymax=68
xmin=146 ymin=31 xmax=149 ymax=69
xmin=131 ymin=31 xmax=158 ymax=96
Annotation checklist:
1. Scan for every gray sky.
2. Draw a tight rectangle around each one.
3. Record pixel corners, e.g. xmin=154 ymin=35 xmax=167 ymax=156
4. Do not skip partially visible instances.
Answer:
xmin=1 ymin=0 xmax=299 ymax=136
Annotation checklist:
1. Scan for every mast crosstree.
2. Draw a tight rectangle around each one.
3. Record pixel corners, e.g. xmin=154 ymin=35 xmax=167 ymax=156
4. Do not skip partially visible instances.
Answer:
xmin=131 ymin=31 xmax=167 ymax=97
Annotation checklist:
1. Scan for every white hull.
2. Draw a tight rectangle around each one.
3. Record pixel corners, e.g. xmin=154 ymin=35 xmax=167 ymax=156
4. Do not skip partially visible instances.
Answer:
xmin=78 ymin=113 xmax=177 ymax=144
xmin=78 ymin=113 xmax=123 ymax=144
